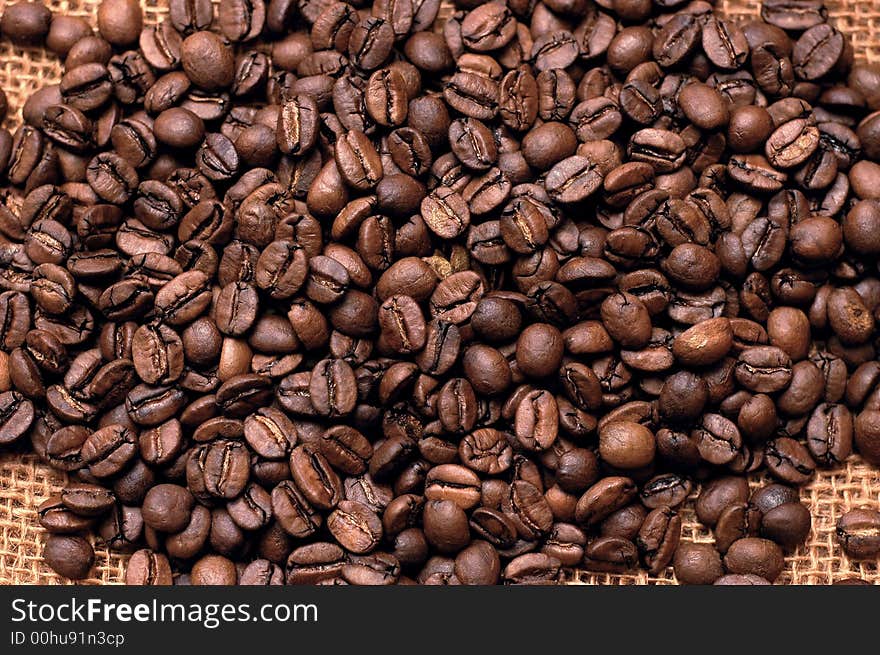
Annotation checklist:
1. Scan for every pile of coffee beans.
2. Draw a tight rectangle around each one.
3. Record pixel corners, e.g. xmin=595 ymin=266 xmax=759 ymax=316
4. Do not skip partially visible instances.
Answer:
xmin=0 ymin=0 xmax=878 ymax=585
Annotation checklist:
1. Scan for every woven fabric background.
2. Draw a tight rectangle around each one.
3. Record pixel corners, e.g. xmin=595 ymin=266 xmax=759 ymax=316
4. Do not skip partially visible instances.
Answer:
xmin=0 ymin=0 xmax=878 ymax=585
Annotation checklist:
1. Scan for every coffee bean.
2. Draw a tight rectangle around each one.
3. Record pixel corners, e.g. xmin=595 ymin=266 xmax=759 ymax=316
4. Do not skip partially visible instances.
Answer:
xmin=502 ymin=552 xmax=561 ymax=584
xmin=181 ymin=31 xmax=235 ymax=91
xmin=126 ymin=548 xmax=173 ymax=585
xmin=545 ymin=155 xmax=604 ymax=204
xmin=836 ymin=509 xmax=880 ymax=559
xmin=169 ymin=0 xmax=213 ymax=34
xmin=272 ymin=480 xmax=321 ymax=538
xmin=342 ymin=552 xmax=400 ymax=585
xmin=673 ymin=541 xmax=723 ymax=585
xmin=60 ymin=483 xmax=115 ymax=517
xmin=601 ymin=292 xmax=652 ymax=350
xmin=38 ymin=496 xmax=93 ymax=534
xmin=599 ymin=421 xmax=655 ymax=469
xmin=575 ymin=477 xmax=637 ymax=527
xmin=138 ymin=419 xmax=184 ymax=468
xmin=767 ymin=118 xmax=820 ymax=169
xmin=761 ymin=502 xmax=811 ymax=551
xmin=421 ymin=186 xmax=470 ymax=239
xmin=673 ymin=318 xmax=733 ymax=367
xmin=637 ymin=506 xmax=681 ymax=574
xmin=0 ymin=390 xmax=34 ymax=444
xmin=762 ymin=0 xmax=826 ymax=31
xmin=142 ymin=484 xmax=194 ymax=533
xmin=191 ymin=554 xmax=238 ymax=585
xmin=723 ymin=537 xmax=785 ymax=582
xmin=423 ymin=499 xmax=470 ymax=554
xmin=289 ymin=444 xmax=342 ymax=510
xmin=81 ymin=424 xmax=137 ymax=477
xmin=327 ymin=500 xmax=383 ymax=554
xmin=765 ymin=437 xmax=816 ymax=485
xmin=2 ymin=0 xmax=879 ymax=588
xmin=43 ymin=104 xmax=93 ymax=154
xmin=582 ymin=535 xmax=639 ymax=573
xmin=132 ymin=324 xmax=184 ymax=385
xmin=793 ymin=24 xmax=848 ymax=81
xmin=640 ymin=474 xmax=692 ymax=510
xmin=87 ymin=153 xmax=138 ymax=205
xmin=284 ymin=542 xmax=344 ymax=584
xmin=692 ymin=414 xmax=742 ymax=466
xmin=735 ymin=346 xmax=793 ymax=393
xmin=189 ymin=439 xmax=251 ymax=503
xmin=43 ymin=534 xmax=94 ymax=580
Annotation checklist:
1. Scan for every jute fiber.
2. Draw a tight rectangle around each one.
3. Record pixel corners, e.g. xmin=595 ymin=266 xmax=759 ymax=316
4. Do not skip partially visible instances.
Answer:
xmin=0 ymin=0 xmax=878 ymax=586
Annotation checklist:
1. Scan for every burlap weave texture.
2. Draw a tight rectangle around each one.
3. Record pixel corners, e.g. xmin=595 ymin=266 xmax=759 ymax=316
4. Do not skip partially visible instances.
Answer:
xmin=0 ymin=0 xmax=877 ymax=586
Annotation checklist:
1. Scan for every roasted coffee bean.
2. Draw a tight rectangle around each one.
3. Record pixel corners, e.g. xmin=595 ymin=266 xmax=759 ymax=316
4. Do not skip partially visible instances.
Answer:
xmin=762 ymin=0 xmax=826 ymax=31
xmin=326 ymin=500 xmax=382 ymax=559
xmin=341 ymin=552 xmax=400 ymax=585
xmin=126 ymin=549 xmax=173 ymax=586
xmin=767 ymin=119 xmax=820 ymax=169
xmin=723 ymin=537 xmax=785 ymax=582
xmin=422 ymin=464 xmax=480 ymax=511
xmin=422 ymin=498 xmax=469 ymax=554
xmin=132 ymin=324 xmax=184 ymax=385
xmin=692 ymin=414 xmax=742 ymax=466
xmin=289 ymin=444 xmax=342 ymax=510
xmin=188 ymin=439 xmax=250 ymax=501
xmin=640 ymin=474 xmax=692 ymax=510
xmin=142 ymin=484 xmax=194 ymax=534
xmin=138 ymin=419 xmax=184 ymax=468
xmin=347 ymin=16 xmax=393 ymax=71
xmin=637 ymin=507 xmax=681 ymax=574
xmin=599 ymin=421 xmax=655 ymax=470
xmin=714 ymin=502 xmax=762 ymax=553
xmin=227 ymin=483 xmax=273 ymax=531
xmin=806 ymin=403 xmax=853 ymax=466
xmin=284 ymin=542 xmax=345 ymax=584
xmin=277 ymin=94 xmax=319 ymax=155
xmin=793 ymin=23 xmax=848 ymax=81
xmin=827 ymin=287 xmax=874 ymax=345
xmin=181 ymin=31 xmax=235 ymax=91
xmin=191 ymin=555 xmax=238 ymax=585
xmin=765 ymin=437 xmax=816 ymax=485
xmin=502 ymin=552 xmax=561 ymax=584
xmin=59 ymin=483 xmax=115 ymax=518
xmin=545 ymin=156 xmax=603 ymax=204
xmin=761 ymin=501 xmax=811 ymax=551
xmin=421 ymin=186 xmax=470 ymax=239
xmin=673 ymin=541 xmax=723 ymax=585
xmin=2 ymin=0 xmax=879 ymax=587
xmin=38 ymin=495 xmax=93 ymax=534
xmin=81 ymin=424 xmax=137 ymax=477
xmin=43 ymin=104 xmax=93 ymax=154
xmin=702 ymin=18 xmax=749 ymax=71
xmin=169 ymin=0 xmax=213 ymax=34
xmin=600 ymin=504 xmax=647 ymax=542
xmin=60 ymin=63 xmax=113 ymax=112
xmin=87 ymin=152 xmax=138 ymax=205
xmin=319 ymin=425 xmax=370 ymax=476
xmin=836 ymin=509 xmax=880 ymax=559
xmin=735 ymin=346 xmax=793 ymax=393
xmin=582 ymin=536 xmax=639 ymax=573
xmin=575 ymin=477 xmax=637 ymax=527
xmin=459 ymin=428 xmax=513 ymax=476
xmin=335 ymin=130 xmax=383 ymax=191
xmin=750 ymin=484 xmax=800 ymax=518
xmin=272 ymin=480 xmax=321 ymax=538
xmin=43 ymin=535 xmax=94 ymax=580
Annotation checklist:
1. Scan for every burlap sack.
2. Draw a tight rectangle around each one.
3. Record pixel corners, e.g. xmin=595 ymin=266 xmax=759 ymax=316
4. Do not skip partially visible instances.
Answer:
xmin=0 ymin=0 xmax=878 ymax=586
